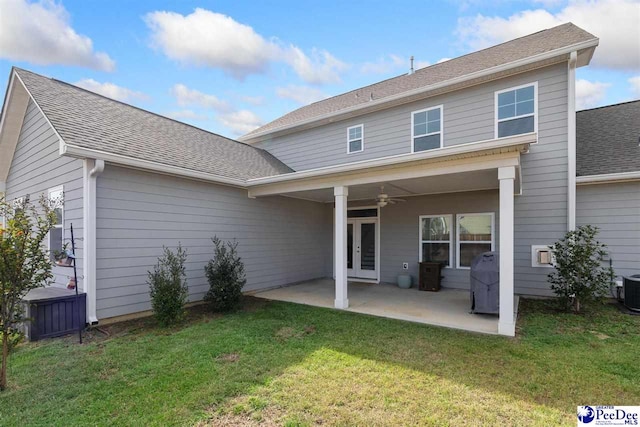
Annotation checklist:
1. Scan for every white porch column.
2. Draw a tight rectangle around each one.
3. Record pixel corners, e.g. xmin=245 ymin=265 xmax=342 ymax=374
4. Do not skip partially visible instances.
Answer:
xmin=334 ymin=186 xmax=349 ymax=309
xmin=498 ymin=166 xmax=516 ymax=336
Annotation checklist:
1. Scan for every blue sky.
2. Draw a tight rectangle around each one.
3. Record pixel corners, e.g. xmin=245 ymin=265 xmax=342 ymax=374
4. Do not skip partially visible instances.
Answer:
xmin=0 ymin=0 xmax=638 ymax=137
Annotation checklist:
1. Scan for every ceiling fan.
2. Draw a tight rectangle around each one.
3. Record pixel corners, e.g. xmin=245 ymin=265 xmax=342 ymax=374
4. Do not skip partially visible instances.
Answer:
xmin=374 ymin=186 xmax=406 ymax=207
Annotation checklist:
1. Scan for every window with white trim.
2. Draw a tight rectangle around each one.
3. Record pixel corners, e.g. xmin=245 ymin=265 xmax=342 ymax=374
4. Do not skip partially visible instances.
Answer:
xmin=347 ymin=124 xmax=364 ymax=153
xmin=48 ymin=187 xmax=64 ymax=262
xmin=496 ymin=83 xmax=536 ymax=138
xmin=456 ymin=213 xmax=494 ymax=268
xmin=412 ymin=105 xmax=442 ymax=152
xmin=419 ymin=214 xmax=453 ymax=267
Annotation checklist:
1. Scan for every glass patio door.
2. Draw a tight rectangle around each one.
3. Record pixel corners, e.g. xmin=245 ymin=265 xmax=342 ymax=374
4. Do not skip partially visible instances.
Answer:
xmin=347 ymin=218 xmax=377 ymax=280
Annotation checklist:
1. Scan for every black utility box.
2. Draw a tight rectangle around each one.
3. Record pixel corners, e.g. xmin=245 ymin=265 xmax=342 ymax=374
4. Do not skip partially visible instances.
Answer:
xmin=419 ymin=262 xmax=442 ymax=291
xmin=23 ymin=288 xmax=86 ymax=341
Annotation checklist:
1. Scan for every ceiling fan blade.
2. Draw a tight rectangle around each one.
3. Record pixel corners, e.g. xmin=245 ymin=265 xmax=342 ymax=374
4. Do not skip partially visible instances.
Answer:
xmin=391 ymin=198 xmax=406 ymax=202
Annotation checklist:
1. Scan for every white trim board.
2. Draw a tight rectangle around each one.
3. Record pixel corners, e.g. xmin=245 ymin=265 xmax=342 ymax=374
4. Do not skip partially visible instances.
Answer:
xmin=576 ymin=171 xmax=640 ymax=185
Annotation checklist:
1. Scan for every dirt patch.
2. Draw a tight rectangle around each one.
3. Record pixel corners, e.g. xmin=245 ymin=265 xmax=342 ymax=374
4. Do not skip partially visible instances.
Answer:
xmin=217 ymin=352 xmax=241 ymax=363
xmin=274 ymin=325 xmax=316 ymax=341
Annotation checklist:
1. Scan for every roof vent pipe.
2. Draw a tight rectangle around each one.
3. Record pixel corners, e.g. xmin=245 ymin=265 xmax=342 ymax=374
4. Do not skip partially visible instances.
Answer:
xmin=409 ymin=56 xmax=414 ymax=75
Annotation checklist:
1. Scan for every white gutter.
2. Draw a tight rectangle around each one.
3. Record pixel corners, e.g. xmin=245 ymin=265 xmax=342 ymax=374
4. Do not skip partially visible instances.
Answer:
xmin=62 ymin=143 xmax=247 ymax=188
xmin=240 ymin=38 xmax=599 ymax=143
xmin=567 ymin=51 xmax=577 ymax=231
xmin=83 ymin=159 xmax=105 ymax=324
xmin=247 ymin=133 xmax=535 ymax=186
xmin=577 ymin=171 xmax=640 ymax=185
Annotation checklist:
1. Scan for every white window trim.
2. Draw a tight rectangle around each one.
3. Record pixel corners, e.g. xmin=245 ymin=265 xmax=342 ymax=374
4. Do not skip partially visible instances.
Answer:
xmin=456 ymin=212 xmax=495 ymax=270
xmin=47 ymin=186 xmax=64 ymax=260
xmin=419 ymin=214 xmax=454 ymax=268
xmin=494 ymin=81 xmax=538 ymax=140
xmin=346 ymin=124 xmax=364 ymax=154
xmin=411 ymin=105 xmax=444 ymax=153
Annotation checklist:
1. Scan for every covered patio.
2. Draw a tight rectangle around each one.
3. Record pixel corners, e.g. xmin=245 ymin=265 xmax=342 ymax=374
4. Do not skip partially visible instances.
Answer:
xmin=247 ymin=134 xmax=534 ymax=336
xmin=252 ymin=278 xmax=520 ymax=334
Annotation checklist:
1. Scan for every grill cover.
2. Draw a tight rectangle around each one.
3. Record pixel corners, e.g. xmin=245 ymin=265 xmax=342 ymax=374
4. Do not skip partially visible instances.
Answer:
xmin=470 ymin=252 xmax=500 ymax=314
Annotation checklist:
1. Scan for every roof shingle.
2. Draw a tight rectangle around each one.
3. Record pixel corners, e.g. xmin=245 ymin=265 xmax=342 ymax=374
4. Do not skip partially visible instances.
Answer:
xmin=244 ymin=23 xmax=596 ymax=139
xmin=577 ymin=100 xmax=640 ymax=176
xmin=15 ymin=68 xmax=293 ymax=180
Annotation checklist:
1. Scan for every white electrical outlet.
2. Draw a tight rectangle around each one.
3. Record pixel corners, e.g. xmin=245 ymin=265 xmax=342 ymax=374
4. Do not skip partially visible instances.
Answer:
xmin=402 ymin=262 xmax=409 ymax=269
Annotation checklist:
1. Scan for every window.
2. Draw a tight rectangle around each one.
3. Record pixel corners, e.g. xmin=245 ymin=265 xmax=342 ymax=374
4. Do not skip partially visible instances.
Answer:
xmin=412 ymin=105 xmax=443 ymax=152
xmin=495 ymin=83 xmax=537 ymax=138
xmin=456 ymin=213 xmax=494 ymax=268
xmin=347 ymin=124 xmax=364 ymax=153
xmin=419 ymin=215 xmax=453 ymax=267
xmin=48 ymin=187 xmax=64 ymax=262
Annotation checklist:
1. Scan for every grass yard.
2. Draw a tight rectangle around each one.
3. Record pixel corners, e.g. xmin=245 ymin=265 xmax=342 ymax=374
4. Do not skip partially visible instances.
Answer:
xmin=0 ymin=297 xmax=638 ymax=426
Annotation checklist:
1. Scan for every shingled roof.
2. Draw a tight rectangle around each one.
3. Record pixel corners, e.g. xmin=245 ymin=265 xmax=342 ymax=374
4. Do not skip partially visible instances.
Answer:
xmin=243 ymin=23 xmax=597 ymax=140
xmin=13 ymin=68 xmax=292 ymax=181
xmin=577 ymin=100 xmax=640 ymax=176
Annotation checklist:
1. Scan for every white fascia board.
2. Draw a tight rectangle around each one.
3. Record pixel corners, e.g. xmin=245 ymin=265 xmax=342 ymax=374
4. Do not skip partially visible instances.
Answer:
xmin=576 ymin=171 xmax=640 ymax=185
xmin=247 ymin=133 xmax=534 ymax=187
xmin=61 ymin=143 xmax=248 ymax=188
xmin=240 ymin=39 xmax=599 ymax=143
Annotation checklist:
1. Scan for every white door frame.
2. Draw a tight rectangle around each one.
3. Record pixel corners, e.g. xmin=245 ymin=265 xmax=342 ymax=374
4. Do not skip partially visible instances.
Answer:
xmin=347 ymin=218 xmax=378 ymax=280
xmin=333 ymin=206 xmax=381 ymax=284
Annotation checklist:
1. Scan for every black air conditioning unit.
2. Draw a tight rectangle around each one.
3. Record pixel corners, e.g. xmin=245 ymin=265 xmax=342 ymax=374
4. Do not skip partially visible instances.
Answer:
xmin=623 ymin=275 xmax=640 ymax=312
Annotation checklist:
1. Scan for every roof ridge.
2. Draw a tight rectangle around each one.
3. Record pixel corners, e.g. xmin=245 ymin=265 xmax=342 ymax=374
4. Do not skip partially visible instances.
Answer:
xmin=577 ymin=99 xmax=640 ymax=113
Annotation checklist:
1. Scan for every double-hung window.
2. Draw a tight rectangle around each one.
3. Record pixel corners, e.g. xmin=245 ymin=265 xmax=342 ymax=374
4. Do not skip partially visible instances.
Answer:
xmin=347 ymin=124 xmax=364 ymax=154
xmin=495 ymin=83 xmax=537 ymax=138
xmin=419 ymin=215 xmax=453 ymax=267
xmin=412 ymin=105 xmax=443 ymax=152
xmin=456 ymin=213 xmax=494 ymax=268
xmin=48 ymin=187 xmax=64 ymax=262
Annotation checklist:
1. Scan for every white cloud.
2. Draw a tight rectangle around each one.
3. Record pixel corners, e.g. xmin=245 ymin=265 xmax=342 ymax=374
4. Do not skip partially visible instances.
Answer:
xmin=455 ymin=0 xmax=640 ymax=71
xmin=629 ymin=76 xmax=640 ymax=98
xmin=75 ymin=79 xmax=147 ymax=102
xmin=240 ymin=95 xmax=265 ymax=106
xmin=575 ymin=78 xmax=610 ymax=109
xmin=361 ymin=54 xmax=407 ymax=74
xmin=164 ymin=110 xmax=208 ymax=121
xmin=170 ymin=84 xmax=231 ymax=112
xmin=0 ymin=0 xmax=114 ymax=71
xmin=145 ymin=8 xmax=346 ymax=84
xmin=276 ymin=85 xmax=329 ymax=105
xmin=436 ymin=57 xmax=452 ymax=64
xmin=217 ymin=110 xmax=263 ymax=135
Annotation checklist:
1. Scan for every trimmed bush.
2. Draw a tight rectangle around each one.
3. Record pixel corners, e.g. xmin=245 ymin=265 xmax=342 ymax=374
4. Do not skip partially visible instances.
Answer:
xmin=204 ymin=237 xmax=246 ymax=312
xmin=148 ymin=245 xmax=188 ymax=326
xmin=548 ymin=225 xmax=615 ymax=313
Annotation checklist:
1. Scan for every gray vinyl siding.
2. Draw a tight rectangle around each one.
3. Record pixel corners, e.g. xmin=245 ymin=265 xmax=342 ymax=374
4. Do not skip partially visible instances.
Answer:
xmin=577 ymin=182 xmax=640 ymax=279
xmin=255 ymin=63 xmax=567 ymax=173
xmin=95 ymin=166 xmax=331 ymax=320
xmin=4 ymin=100 xmax=84 ymax=288
xmin=371 ymin=190 xmax=499 ymax=290
xmin=262 ymin=63 xmax=569 ymax=296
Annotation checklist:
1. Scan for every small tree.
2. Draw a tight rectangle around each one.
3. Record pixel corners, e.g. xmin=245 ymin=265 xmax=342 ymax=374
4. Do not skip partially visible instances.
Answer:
xmin=148 ymin=244 xmax=188 ymax=326
xmin=0 ymin=195 xmax=56 ymax=391
xmin=204 ymin=237 xmax=246 ymax=312
xmin=548 ymin=225 xmax=614 ymax=313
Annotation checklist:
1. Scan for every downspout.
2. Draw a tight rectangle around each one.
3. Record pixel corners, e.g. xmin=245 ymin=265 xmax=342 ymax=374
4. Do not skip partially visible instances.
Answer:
xmin=567 ymin=51 xmax=577 ymax=231
xmin=82 ymin=159 xmax=105 ymax=324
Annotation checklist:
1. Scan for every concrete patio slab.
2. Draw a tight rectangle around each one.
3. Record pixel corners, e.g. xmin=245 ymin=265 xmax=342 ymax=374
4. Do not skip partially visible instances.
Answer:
xmin=252 ymin=279 xmax=515 ymax=335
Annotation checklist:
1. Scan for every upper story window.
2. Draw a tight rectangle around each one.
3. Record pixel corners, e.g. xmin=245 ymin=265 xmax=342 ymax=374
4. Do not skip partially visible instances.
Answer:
xmin=347 ymin=124 xmax=364 ymax=154
xmin=495 ymin=82 xmax=537 ymax=138
xmin=48 ymin=187 xmax=64 ymax=262
xmin=412 ymin=105 xmax=443 ymax=152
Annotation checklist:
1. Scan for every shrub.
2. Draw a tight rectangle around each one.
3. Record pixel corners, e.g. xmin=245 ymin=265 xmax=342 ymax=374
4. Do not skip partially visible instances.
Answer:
xmin=148 ymin=245 xmax=188 ymax=326
xmin=204 ymin=236 xmax=246 ymax=312
xmin=548 ymin=225 xmax=614 ymax=313
xmin=0 ymin=195 xmax=57 ymax=391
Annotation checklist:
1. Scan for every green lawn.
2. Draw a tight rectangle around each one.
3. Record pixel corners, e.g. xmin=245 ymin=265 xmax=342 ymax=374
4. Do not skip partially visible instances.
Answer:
xmin=0 ymin=298 xmax=638 ymax=426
